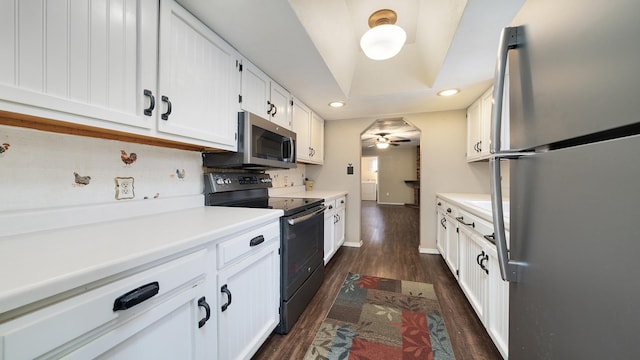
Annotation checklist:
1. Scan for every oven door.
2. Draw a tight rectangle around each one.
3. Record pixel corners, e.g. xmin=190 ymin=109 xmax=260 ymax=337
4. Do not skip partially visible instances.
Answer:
xmin=281 ymin=205 xmax=326 ymax=300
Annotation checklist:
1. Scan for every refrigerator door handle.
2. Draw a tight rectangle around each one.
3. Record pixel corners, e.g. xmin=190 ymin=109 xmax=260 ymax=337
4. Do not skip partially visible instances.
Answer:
xmin=490 ymin=26 xmax=529 ymax=282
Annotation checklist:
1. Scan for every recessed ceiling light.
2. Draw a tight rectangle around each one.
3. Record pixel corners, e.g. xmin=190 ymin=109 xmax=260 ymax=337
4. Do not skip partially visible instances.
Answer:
xmin=437 ymin=89 xmax=460 ymax=97
xmin=329 ymin=101 xmax=346 ymax=108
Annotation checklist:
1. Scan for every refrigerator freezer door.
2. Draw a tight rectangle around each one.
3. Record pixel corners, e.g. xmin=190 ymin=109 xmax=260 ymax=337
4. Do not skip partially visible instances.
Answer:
xmin=508 ymin=0 xmax=640 ymax=150
xmin=509 ymin=134 xmax=640 ymax=359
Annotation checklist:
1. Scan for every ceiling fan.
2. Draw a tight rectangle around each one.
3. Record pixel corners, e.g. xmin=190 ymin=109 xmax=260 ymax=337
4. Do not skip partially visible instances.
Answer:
xmin=368 ymin=132 xmax=411 ymax=148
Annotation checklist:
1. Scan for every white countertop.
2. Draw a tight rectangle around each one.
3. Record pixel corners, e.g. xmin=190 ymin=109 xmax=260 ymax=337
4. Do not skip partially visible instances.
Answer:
xmin=437 ymin=193 xmax=510 ymax=230
xmin=0 ymin=206 xmax=283 ymax=315
xmin=270 ymin=187 xmax=347 ymax=201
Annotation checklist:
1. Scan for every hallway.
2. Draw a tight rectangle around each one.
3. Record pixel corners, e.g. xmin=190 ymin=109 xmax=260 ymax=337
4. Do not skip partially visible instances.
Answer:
xmin=253 ymin=201 xmax=501 ymax=359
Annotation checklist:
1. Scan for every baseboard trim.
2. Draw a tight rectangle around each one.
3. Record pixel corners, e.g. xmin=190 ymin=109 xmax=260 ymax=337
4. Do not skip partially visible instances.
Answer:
xmin=418 ymin=246 xmax=440 ymax=254
xmin=342 ymin=240 xmax=363 ymax=248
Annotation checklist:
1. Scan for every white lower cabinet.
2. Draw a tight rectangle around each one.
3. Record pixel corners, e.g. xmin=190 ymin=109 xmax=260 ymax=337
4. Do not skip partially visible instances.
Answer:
xmin=458 ymin=225 xmax=488 ymax=321
xmin=323 ymin=199 xmax=336 ymax=265
xmin=323 ymin=195 xmax=347 ymax=265
xmin=436 ymin=195 xmax=509 ymax=359
xmin=216 ymin=221 xmax=280 ymax=360
xmin=0 ymin=250 xmax=212 ymax=359
xmin=436 ymin=200 xmax=459 ymax=278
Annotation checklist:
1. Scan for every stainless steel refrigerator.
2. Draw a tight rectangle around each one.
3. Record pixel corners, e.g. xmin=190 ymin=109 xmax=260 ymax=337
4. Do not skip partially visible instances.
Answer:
xmin=489 ymin=0 xmax=640 ymax=358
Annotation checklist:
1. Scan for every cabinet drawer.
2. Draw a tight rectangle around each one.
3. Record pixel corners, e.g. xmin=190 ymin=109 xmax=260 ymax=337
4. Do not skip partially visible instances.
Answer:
xmin=457 ymin=209 xmax=493 ymax=238
xmin=0 ymin=250 xmax=206 ymax=359
xmin=335 ymin=196 xmax=346 ymax=209
xmin=217 ymin=221 xmax=280 ymax=269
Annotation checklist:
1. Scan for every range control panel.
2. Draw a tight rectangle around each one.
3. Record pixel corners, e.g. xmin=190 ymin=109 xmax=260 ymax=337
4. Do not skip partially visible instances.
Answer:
xmin=204 ymin=172 xmax=272 ymax=193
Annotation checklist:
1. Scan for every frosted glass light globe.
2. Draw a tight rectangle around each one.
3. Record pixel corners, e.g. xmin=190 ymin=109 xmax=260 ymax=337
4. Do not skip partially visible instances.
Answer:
xmin=360 ymin=24 xmax=407 ymax=60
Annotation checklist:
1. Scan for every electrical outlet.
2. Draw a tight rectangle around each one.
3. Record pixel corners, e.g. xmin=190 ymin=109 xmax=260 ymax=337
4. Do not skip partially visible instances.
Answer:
xmin=115 ymin=177 xmax=135 ymax=200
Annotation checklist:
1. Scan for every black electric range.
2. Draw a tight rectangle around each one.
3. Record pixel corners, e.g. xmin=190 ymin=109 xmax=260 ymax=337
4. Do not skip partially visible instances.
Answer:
xmin=203 ymin=172 xmax=322 ymax=215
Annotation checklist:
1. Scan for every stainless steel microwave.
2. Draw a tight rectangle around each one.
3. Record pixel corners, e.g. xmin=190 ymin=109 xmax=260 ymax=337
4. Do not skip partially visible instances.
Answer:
xmin=202 ymin=111 xmax=296 ymax=169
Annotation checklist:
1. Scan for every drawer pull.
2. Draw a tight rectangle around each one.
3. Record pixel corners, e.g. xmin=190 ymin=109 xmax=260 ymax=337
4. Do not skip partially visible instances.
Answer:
xmin=161 ymin=95 xmax=172 ymax=120
xmin=484 ymin=234 xmax=496 ymax=244
xmin=221 ymin=284 xmax=232 ymax=312
xmin=456 ymin=216 xmax=475 ymax=228
xmin=249 ymin=235 xmax=265 ymax=247
xmin=113 ymin=282 xmax=159 ymax=311
xmin=198 ymin=297 xmax=211 ymax=328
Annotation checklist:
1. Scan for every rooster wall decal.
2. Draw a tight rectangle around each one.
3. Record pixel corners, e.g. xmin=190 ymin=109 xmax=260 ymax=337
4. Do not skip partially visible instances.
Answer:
xmin=0 ymin=143 xmax=9 ymax=153
xmin=176 ymin=169 xmax=186 ymax=179
xmin=120 ymin=150 xmax=137 ymax=165
xmin=73 ymin=172 xmax=91 ymax=185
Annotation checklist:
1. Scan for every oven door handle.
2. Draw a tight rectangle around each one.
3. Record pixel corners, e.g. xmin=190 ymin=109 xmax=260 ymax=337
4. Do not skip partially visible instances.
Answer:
xmin=287 ymin=206 xmax=327 ymax=226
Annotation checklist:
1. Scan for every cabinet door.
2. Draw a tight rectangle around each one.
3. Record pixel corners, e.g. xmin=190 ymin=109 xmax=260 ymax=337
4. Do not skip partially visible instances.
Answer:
xmin=157 ymin=0 xmax=238 ymax=149
xmin=466 ymin=99 xmax=483 ymax=161
xmin=309 ymin=113 xmax=324 ymax=164
xmin=240 ymin=60 xmax=270 ymax=118
xmin=444 ymin=214 xmax=459 ymax=278
xmin=480 ymin=89 xmax=493 ymax=157
xmin=436 ymin=209 xmax=447 ymax=256
xmin=0 ymin=0 xmax=156 ymax=131
xmin=486 ymin=246 xmax=509 ymax=359
xmin=324 ymin=206 xmax=336 ymax=265
xmin=292 ymin=98 xmax=312 ymax=162
xmin=334 ymin=207 xmax=346 ymax=249
xmin=217 ymin=242 xmax=280 ymax=360
xmin=269 ymin=81 xmax=291 ymax=129
xmin=458 ymin=227 xmax=487 ymax=321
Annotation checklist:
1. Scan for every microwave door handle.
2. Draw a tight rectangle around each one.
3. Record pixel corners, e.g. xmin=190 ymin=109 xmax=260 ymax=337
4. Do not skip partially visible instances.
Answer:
xmin=290 ymin=137 xmax=295 ymax=162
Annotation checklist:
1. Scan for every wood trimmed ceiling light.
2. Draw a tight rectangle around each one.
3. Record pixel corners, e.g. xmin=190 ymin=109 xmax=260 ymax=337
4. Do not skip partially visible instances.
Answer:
xmin=360 ymin=9 xmax=407 ymax=61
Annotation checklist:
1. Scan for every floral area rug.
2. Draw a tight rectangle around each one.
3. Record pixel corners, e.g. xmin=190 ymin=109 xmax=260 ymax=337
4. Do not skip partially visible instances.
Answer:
xmin=304 ymin=272 xmax=455 ymax=360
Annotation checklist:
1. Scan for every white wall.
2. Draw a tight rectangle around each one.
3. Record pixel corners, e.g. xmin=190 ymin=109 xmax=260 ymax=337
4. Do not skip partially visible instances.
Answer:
xmin=307 ymin=110 xmax=492 ymax=252
xmin=0 ymin=125 xmax=203 ymax=212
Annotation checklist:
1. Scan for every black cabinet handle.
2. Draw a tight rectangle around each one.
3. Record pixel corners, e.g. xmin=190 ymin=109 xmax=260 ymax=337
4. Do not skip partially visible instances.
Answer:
xmin=271 ymin=103 xmax=277 ymax=116
xmin=221 ymin=284 xmax=232 ymax=312
xmin=440 ymin=217 xmax=447 ymax=229
xmin=267 ymin=101 xmax=273 ymax=115
xmin=446 ymin=208 xmax=452 ymax=213
xmin=456 ymin=216 xmax=475 ymax=228
xmin=476 ymin=252 xmax=484 ymax=266
xmin=480 ymin=254 xmax=489 ymax=274
xmin=249 ymin=235 xmax=265 ymax=247
xmin=113 ymin=282 xmax=159 ymax=311
xmin=483 ymin=233 xmax=496 ymax=244
xmin=143 ymin=89 xmax=155 ymax=116
xmin=161 ymin=95 xmax=172 ymax=120
xmin=437 ymin=201 xmax=442 ymax=206
xmin=198 ymin=297 xmax=211 ymax=328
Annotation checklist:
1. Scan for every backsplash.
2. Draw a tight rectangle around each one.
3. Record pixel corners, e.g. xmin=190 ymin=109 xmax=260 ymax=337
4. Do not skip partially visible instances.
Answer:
xmin=0 ymin=125 xmax=202 ymax=212
xmin=266 ymin=165 xmax=306 ymax=189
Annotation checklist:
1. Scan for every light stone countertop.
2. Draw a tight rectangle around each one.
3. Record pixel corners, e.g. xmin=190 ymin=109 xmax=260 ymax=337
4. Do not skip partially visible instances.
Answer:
xmin=0 ymin=206 xmax=283 ymax=316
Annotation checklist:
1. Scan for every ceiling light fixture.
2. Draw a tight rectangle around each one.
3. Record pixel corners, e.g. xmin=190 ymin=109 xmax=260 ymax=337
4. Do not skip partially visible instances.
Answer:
xmin=360 ymin=9 xmax=406 ymax=61
xmin=437 ymin=89 xmax=460 ymax=97
xmin=329 ymin=101 xmax=345 ymax=108
xmin=375 ymin=136 xmax=390 ymax=149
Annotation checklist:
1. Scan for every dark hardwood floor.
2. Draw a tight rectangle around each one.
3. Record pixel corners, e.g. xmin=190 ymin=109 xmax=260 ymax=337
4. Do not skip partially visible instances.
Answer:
xmin=252 ymin=201 xmax=502 ymax=359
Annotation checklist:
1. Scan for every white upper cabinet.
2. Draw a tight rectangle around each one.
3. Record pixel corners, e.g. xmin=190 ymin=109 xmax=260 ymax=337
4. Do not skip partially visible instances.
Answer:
xmin=310 ymin=112 xmax=324 ymax=163
xmin=0 ymin=0 xmax=156 ymax=132
xmin=466 ymin=85 xmax=510 ymax=162
xmin=156 ymin=0 xmax=239 ymax=150
xmin=292 ymin=98 xmax=312 ymax=162
xmin=240 ymin=59 xmax=291 ymax=129
xmin=292 ymin=97 xmax=324 ymax=164
xmin=0 ymin=0 xmax=239 ymax=151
